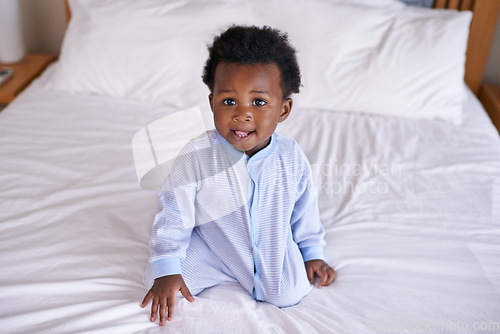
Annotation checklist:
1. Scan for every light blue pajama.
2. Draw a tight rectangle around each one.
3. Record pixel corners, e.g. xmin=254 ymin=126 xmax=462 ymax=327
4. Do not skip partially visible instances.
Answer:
xmin=144 ymin=129 xmax=325 ymax=307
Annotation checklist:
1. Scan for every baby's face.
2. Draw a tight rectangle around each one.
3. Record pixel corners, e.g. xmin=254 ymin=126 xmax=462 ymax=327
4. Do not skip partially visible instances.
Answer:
xmin=209 ymin=62 xmax=292 ymax=157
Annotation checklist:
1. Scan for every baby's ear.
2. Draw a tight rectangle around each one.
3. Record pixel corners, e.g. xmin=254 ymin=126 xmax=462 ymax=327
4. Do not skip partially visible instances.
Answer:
xmin=279 ymin=98 xmax=293 ymax=122
xmin=208 ymin=94 xmax=214 ymax=112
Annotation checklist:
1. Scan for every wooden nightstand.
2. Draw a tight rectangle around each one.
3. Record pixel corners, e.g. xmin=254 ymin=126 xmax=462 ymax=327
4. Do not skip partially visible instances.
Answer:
xmin=479 ymin=85 xmax=500 ymax=134
xmin=0 ymin=54 xmax=56 ymax=108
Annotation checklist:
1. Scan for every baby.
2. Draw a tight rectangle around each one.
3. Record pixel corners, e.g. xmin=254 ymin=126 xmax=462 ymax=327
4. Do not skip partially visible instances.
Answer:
xmin=141 ymin=25 xmax=336 ymax=326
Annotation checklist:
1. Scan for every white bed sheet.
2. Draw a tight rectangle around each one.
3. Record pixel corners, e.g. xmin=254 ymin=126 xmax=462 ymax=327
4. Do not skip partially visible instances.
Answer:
xmin=0 ymin=75 xmax=499 ymax=333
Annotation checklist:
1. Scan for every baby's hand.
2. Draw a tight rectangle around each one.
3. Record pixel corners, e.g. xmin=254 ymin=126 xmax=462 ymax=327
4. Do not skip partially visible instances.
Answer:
xmin=304 ymin=259 xmax=337 ymax=288
xmin=140 ymin=274 xmax=195 ymax=325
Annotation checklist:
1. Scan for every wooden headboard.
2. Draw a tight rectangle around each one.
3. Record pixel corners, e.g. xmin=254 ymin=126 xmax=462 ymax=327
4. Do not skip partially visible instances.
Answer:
xmin=63 ymin=0 xmax=499 ymax=96
xmin=435 ymin=0 xmax=500 ymax=95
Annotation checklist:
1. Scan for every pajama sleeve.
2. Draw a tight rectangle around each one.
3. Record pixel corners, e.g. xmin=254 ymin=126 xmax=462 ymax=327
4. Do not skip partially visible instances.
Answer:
xmin=148 ymin=142 xmax=200 ymax=279
xmin=290 ymin=144 xmax=326 ymax=262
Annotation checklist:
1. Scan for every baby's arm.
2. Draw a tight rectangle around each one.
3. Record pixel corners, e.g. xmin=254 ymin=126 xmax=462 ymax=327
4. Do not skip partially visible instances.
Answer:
xmin=143 ymin=143 xmax=201 ymax=324
xmin=141 ymin=274 xmax=194 ymax=326
xmin=291 ymin=144 xmax=337 ymax=287
xmin=143 ymin=184 xmax=196 ymax=324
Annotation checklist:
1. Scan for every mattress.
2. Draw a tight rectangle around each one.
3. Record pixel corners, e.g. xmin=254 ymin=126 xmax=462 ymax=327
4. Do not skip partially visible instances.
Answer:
xmin=0 ymin=75 xmax=499 ymax=333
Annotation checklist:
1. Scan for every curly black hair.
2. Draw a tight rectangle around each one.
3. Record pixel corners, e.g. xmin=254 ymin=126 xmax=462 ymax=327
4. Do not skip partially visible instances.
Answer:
xmin=202 ymin=25 xmax=301 ymax=99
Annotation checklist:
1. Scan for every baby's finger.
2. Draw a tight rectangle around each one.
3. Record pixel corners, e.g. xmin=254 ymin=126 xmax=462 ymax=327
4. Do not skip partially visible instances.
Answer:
xmin=328 ymin=267 xmax=337 ymax=284
xmin=159 ymin=297 xmax=168 ymax=326
xmin=321 ymin=267 xmax=336 ymax=287
xmin=167 ymin=294 xmax=176 ymax=322
xmin=317 ymin=267 xmax=328 ymax=288
xmin=180 ymin=284 xmax=195 ymax=303
xmin=141 ymin=289 xmax=153 ymax=308
xmin=322 ymin=268 xmax=333 ymax=287
xmin=306 ymin=264 xmax=315 ymax=284
xmin=151 ymin=296 xmax=159 ymax=322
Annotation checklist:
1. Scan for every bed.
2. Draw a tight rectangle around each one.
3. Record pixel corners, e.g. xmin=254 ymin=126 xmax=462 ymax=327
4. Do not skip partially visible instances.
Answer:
xmin=1 ymin=0 xmax=499 ymax=333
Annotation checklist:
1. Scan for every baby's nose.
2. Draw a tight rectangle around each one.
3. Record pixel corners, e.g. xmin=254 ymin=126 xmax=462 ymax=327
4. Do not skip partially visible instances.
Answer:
xmin=233 ymin=107 xmax=252 ymax=122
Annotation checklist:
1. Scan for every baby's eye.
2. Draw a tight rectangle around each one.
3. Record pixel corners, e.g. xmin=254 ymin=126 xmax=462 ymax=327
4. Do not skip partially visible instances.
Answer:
xmin=252 ymin=99 xmax=266 ymax=106
xmin=223 ymin=99 xmax=236 ymax=106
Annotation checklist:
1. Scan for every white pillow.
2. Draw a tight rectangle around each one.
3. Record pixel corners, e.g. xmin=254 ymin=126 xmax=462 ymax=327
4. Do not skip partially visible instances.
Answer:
xmin=42 ymin=0 xmax=472 ymax=124
xmin=256 ymin=0 xmax=472 ymax=124
xmin=43 ymin=0 xmax=256 ymax=112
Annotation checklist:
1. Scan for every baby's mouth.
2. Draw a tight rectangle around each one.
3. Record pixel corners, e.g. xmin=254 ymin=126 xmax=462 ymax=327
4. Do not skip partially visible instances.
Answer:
xmin=233 ymin=130 xmax=253 ymax=138
xmin=231 ymin=130 xmax=255 ymax=142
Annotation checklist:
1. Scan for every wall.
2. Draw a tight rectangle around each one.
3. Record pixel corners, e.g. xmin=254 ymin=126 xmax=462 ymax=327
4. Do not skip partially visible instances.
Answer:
xmin=483 ymin=18 xmax=500 ymax=85
xmin=18 ymin=0 xmax=66 ymax=56
xmin=17 ymin=0 xmax=500 ymax=85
